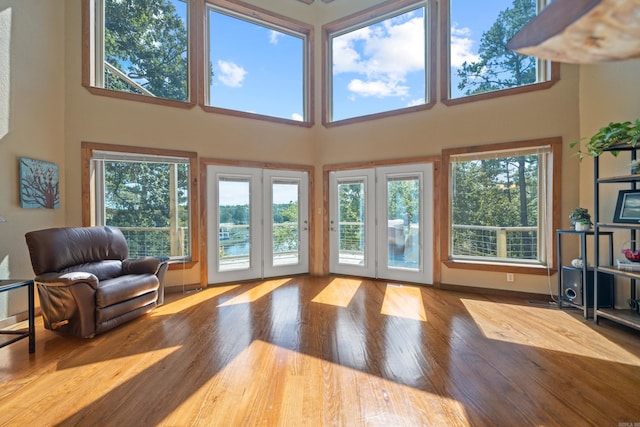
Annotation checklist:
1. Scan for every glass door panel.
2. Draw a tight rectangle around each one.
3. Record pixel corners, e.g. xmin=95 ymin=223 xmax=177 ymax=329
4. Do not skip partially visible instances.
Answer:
xmin=329 ymin=170 xmax=375 ymax=277
xmin=376 ymin=164 xmax=433 ymax=284
xmin=207 ymin=166 xmax=262 ymax=284
xmin=386 ymin=176 xmax=420 ymax=270
xmin=264 ymin=170 xmax=309 ymax=277
xmin=218 ymin=178 xmax=251 ymax=272
xmin=272 ymin=181 xmax=299 ymax=266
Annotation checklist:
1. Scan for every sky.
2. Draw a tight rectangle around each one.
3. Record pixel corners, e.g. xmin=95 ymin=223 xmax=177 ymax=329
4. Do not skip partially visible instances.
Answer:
xmin=218 ymin=179 xmax=299 ymax=209
xmin=169 ymin=0 xmax=521 ymax=121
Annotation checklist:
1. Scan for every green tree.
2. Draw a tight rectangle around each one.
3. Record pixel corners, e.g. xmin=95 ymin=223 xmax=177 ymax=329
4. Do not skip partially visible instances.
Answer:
xmin=457 ymin=0 xmax=537 ymax=96
xmin=273 ymin=202 xmax=299 ymax=252
xmin=339 ymin=183 xmax=365 ymax=251
xmin=105 ymin=161 xmax=190 ymax=257
xmin=451 ymin=155 xmax=539 ymax=259
xmin=104 ymin=0 xmax=188 ymax=101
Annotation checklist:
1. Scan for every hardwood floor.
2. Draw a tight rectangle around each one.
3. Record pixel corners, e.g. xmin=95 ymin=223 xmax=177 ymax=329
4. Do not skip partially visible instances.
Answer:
xmin=1 ymin=276 xmax=640 ymax=426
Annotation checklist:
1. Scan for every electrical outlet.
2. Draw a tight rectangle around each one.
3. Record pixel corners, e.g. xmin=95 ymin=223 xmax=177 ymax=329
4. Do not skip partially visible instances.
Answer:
xmin=506 ymin=273 xmax=515 ymax=282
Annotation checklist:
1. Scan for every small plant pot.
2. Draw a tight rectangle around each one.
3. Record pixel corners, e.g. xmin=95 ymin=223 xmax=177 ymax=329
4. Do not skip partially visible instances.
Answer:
xmin=575 ymin=222 xmax=591 ymax=231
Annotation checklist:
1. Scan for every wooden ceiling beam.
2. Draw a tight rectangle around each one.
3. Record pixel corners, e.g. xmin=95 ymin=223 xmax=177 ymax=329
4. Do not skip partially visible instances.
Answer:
xmin=507 ymin=0 xmax=640 ymax=63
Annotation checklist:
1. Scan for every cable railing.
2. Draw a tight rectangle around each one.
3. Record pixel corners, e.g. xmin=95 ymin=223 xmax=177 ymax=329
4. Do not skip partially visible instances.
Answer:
xmin=452 ymin=224 xmax=538 ymax=260
xmin=118 ymin=226 xmax=189 ymax=259
xmin=117 ymin=223 xmax=538 ymax=263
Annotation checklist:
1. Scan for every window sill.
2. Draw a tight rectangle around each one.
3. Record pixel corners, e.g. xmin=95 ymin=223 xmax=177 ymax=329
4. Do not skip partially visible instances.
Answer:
xmin=83 ymin=86 xmax=196 ymax=110
xmin=167 ymin=260 xmax=197 ymax=271
xmin=443 ymin=259 xmax=556 ymax=276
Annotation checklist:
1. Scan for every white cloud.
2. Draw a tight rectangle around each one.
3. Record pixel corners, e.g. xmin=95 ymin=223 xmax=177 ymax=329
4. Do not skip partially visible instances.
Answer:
xmin=407 ymin=98 xmax=425 ymax=107
xmin=347 ymin=79 xmax=409 ymax=98
xmin=450 ymin=23 xmax=480 ymax=68
xmin=269 ymin=30 xmax=281 ymax=45
xmin=217 ymin=60 xmax=247 ymax=88
xmin=291 ymin=113 xmax=304 ymax=121
xmin=333 ymin=14 xmax=425 ymax=98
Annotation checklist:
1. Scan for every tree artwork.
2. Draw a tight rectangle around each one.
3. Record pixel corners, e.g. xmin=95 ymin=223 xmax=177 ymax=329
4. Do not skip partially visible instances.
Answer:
xmin=19 ymin=158 xmax=60 ymax=209
xmin=456 ymin=0 xmax=537 ymax=96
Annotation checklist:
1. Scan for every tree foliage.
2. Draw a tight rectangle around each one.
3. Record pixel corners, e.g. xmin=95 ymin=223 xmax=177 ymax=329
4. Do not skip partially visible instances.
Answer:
xmin=104 ymin=161 xmax=190 ymax=257
xmin=457 ymin=0 xmax=537 ymax=96
xmin=104 ymin=0 xmax=188 ymax=101
xmin=451 ymin=155 xmax=539 ymax=259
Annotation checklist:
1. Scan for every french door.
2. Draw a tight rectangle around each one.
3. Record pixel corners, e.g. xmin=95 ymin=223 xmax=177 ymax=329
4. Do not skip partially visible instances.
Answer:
xmin=206 ymin=165 xmax=309 ymax=284
xmin=329 ymin=163 xmax=433 ymax=284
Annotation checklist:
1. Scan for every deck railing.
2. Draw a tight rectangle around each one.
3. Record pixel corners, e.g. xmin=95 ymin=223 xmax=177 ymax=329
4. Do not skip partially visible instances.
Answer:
xmin=118 ymin=226 xmax=189 ymax=259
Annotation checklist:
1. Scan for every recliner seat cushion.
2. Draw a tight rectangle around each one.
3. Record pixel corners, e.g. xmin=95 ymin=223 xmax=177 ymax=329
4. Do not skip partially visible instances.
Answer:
xmin=96 ymin=274 xmax=159 ymax=308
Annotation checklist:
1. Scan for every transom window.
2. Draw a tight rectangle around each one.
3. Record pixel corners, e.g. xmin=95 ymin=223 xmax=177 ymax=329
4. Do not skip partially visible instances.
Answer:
xmin=205 ymin=1 xmax=311 ymax=124
xmin=442 ymin=139 xmax=561 ymax=272
xmin=323 ymin=0 xmax=432 ymax=125
xmin=444 ymin=0 xmax=557 ymax=103
xmin=82 ymin=0 xmax=560 ymax=123
xmin=87 ymin=0 xmax=191 ymax=104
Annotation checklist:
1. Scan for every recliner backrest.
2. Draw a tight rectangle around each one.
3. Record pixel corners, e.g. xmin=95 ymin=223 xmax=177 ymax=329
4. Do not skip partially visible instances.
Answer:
xmin=25 ymin=227 xmax=129 ymax=275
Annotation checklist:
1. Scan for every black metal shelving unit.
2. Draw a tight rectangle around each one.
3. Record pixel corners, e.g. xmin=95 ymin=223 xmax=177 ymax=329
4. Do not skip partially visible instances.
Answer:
xmin=594 ymin=144 xmax=640 ymax=331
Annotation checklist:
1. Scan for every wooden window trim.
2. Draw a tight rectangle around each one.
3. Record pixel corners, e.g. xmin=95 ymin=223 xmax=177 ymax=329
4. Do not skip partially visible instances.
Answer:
xmin=321 ymin=0 xmax=436 ymax=127
xmin=439 ymin=0 xmax=560 ymax=106
xmin=81 ymin=141 xmax=199 ymax=271
xmin=440 ymin=137 xmax=562 ymax=274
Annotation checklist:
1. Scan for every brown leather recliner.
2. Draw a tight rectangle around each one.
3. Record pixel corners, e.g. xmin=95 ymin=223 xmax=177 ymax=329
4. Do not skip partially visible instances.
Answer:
xmin=25 ymin=226 xmax=168 ymax=338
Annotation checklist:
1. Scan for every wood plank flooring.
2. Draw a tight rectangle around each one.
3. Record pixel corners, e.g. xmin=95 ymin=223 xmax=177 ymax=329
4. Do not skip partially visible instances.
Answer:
xmin=1 ymin=276 xmax=640 ymax=426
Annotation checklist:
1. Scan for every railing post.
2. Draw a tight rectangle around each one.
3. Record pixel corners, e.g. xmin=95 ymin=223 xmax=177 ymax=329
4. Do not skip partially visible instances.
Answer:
xmin=497 ymin=228 xmax=507 ymax=258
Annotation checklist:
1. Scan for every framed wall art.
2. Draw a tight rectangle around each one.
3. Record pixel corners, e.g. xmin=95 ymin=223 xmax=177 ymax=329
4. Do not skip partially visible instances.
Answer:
xmin=19 ymin=157 xmax=60 ymax=209
xmin=613 ymin=190 xmax=640 ymax=224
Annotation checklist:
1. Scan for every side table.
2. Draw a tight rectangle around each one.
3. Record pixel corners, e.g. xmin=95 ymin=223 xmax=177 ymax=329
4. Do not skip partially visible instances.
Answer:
xmin=0 ymin=279 xmax=35 ymax=353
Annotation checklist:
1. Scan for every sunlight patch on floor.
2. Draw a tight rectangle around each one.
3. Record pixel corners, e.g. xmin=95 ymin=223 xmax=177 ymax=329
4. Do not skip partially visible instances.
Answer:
xmin=217 ymin=279 xmax=289 ymax=306
xmin=381 ymin=284 xmax=427 ymax=321
xmin=162 ymin=339 xmax=470 ymax=426
xmin=152 ymin=285 xmax=240 ymax=315
xmin=0 ymin=345 xmax=182 ymax=424
xmin=311 ymin=277 xmax=362 ymax=307
xmin=462 ymin=299 xmax=640 ymax=366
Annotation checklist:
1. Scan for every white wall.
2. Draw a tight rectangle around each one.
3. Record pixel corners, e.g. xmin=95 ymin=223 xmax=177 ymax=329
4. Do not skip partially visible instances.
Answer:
xmin=578 ymin=61 xmax=640 ymax=306
xmin=0 ymin=0 xmax=65 ymax=317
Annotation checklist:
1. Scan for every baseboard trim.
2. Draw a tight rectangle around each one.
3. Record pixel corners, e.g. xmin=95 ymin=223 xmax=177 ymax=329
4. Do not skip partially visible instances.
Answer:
xmin=438 ymin=282 xmax=553 ymax=302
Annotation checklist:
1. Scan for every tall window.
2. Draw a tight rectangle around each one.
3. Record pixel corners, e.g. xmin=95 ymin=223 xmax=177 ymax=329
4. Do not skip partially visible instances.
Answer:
xmin=324 ymin=0 xmax=433 ymax=124
xmin=205 ymin=0 xmax=312 ymax=124
xmin=442 ymin=139 xmax=561 ymax=272
xmin=82 ymin=143 xmax=198 ymax=263
xmin=86 ymin=0 xmax=192 ymax=105
xmin=444 ymin=0 xmax=557 ymax=103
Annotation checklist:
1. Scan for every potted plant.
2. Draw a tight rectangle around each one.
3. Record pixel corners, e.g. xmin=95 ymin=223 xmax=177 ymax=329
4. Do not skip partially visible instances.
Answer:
xmin=569 ymin=207 xmax=593 ymax=231
xmin=570 ymin=119 xmax=640 ymax=159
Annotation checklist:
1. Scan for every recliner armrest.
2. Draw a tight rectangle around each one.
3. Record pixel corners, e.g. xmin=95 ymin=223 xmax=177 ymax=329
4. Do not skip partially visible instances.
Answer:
xmin=122 ymin=257 xmax=162 ymax=275
xmin=35 ymin=271 xmax=100 ymax=290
